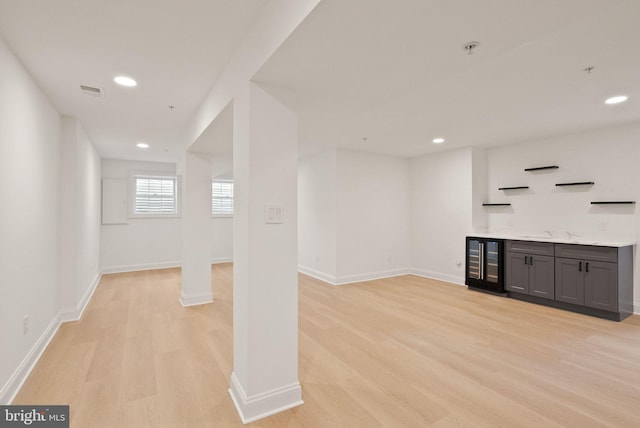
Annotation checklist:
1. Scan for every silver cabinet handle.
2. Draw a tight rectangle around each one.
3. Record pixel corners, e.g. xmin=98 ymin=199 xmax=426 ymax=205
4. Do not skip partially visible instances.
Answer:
xmin=480 ymin=243 xmax=484 ymax=280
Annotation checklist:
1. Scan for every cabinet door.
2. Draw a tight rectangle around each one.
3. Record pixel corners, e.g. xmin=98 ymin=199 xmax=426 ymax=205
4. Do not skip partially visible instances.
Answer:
xmin=584 ymin=261 xmax=618 ymax=312
xmin=529 ymin=255 xmax=555 ymax=300
xmin=555 ymin=257 xmax=584 ymax=305
xmin=505 ymin=252 xmax=528 ymax=293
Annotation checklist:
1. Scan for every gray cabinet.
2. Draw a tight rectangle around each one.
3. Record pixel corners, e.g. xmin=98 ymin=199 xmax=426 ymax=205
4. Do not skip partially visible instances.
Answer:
xmin=505 ymin=241 xmax=555 ymax=300
xmin=529 ymin=255 xmax=555 ymax=299
xmin=555 ymin=246 xmax=618 ymax=311
xmin=584 ymin=261 xmax=618 ymax=311
xmin=503 ymin=241 xmax=633 ymax=321
xmin=555 ymin=257 xmax=584 ymax=305
xmin=554 ymin=244 xmax=632 ymax=319
xmin=505 ymin=252 xmax=527 ymax=293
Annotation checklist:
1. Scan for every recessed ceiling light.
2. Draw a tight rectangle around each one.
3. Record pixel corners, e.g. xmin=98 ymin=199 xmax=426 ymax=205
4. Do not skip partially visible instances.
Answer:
xmin=136 ymin=142 xmax=149 ymax=149
xmin=605 ymin=95 xmax=628 ymax=105
xmin=114 ymin=76 xmax=137 ymax=87
xmin=432 ymin=137 xmax=445 ymax=144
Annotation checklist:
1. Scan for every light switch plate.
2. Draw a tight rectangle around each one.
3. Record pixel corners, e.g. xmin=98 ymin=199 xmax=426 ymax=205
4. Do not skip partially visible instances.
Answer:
xmin=265 ymin=205 xmax=284 ymax=224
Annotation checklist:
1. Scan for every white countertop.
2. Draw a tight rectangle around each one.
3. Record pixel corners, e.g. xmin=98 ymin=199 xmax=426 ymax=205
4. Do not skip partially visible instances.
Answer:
xmin=469 ymin=232 xmax=635 ymax=248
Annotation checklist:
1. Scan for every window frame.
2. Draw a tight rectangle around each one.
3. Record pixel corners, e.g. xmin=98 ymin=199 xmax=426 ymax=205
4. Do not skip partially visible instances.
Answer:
xmin=129 ymin=173 xmax=181 ymax=219
xmin=212 ymin=179 xmax=234 ymax=218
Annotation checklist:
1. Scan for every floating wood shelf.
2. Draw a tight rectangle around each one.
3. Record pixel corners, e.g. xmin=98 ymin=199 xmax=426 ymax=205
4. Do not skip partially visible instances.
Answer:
xmin=499 ymin=186 xmax=529 ymax=191
xmin=482 ymin=203 xmax=511 ymax=206
xmin=555 ymin=182 xmax=594 ymax=187
xmin=524 ymin=166 xmax=559 ymax=172
xmin=591 ymin=201 xmax=636 ymax=205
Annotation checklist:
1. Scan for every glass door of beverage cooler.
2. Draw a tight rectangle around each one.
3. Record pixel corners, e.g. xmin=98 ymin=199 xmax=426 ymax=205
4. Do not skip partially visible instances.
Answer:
xmin=467 ymin=239 xmax=482 ymax=282
xmin=484 ymin=241 xmax=499 ymax=284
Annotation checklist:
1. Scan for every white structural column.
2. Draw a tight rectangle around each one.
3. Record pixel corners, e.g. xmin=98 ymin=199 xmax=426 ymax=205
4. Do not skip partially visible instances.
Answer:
xmin=229 ymin=82 xmax=302 ymax=423
xmin=180 ymin=151 xmax=214 ymax=306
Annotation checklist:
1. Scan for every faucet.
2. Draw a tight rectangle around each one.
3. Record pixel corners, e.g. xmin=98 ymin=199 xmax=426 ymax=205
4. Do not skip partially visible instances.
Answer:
xmin=544 ymin=230 xmax=554 ymax=237
xmin=566 ymin=231 xmax=579 ymax=240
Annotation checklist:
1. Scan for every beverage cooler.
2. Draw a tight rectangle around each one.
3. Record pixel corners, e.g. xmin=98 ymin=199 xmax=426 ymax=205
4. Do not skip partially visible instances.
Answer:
xmin=466 ymin=236 xmax=505 ymax=294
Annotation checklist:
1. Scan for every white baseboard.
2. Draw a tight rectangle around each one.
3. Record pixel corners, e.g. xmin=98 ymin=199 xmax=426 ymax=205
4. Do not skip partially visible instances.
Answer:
xmin=0 ymin=315 xmax=61 ymax=404
xmin=101 ymin=261 xmax=181 ymax=274
xmin=410 ymin=268 xmax=465 ymax=286
xmin=298 ymin=266 xmax=415 ymax=286
xmin=335 ymin=268 xmax=412 ymax=285
xmin=634 ymin=302 xmax=640 ymax=315
xmin=297 ymin=265 xmax=337 ymax=285
xmin=228 ymin=372 xmax=303 ymax=424
xmin=180 ymin=291 xmax=214 ymax=307
xmin=59 ymin=272 xmax=102 ymax=323
xmin=211 ymin=257 xmax=233 ymax=265
xmin=102 ymin=259 xmax=233 ymax=274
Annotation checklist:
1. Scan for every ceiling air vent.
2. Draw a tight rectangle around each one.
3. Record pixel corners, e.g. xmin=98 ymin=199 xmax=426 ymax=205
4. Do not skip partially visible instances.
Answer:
xmin=80 ymin=85 xmax=104 ymax=98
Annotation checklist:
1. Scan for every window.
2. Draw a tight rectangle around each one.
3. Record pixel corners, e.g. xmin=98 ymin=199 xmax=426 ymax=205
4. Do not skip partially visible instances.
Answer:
xmin=212 ymin=180 xmax=234 ymax=216
xmin=132 ymin=175 xmax=179 ymax=216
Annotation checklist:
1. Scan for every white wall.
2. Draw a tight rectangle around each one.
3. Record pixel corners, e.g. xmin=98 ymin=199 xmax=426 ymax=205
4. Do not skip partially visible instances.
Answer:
xmin=75 ymin=124 xmax=102 ymax=300
xmin=410 ymin=148 xmax=475 ymax=285
xmin=0 ymin=37 xmax=61 ymax=402
xmin=298 ymin=148 xmax=412 ymax=284
xmin=471 ymin=147 xmax=488 ymax=231
xmin=211 ymin=157 xmax=235 ymax=264
xmin=485 ymin=122 xmax=640 ymax=310
xmin=486 ymin=123 xmax=640 ymax=240
xmin=100 ymin=159 xmax=182 ymax=272
xmin=298 ymin=149 xmax=337 ymax=281
xmin=58 ymin=117 xmax=101 ymax=321
xmin=335 ymin=149 xmax=411 ymax=283
xmin=212 ymin=217 xmax=234 ymax=263
xmin=101 ymin=159 xmax=234 ymax=272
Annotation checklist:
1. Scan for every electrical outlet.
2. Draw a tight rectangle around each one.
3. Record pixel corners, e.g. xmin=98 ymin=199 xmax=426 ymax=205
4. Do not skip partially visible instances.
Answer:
xmin=23 ymin=315 xmax=29 ymax=335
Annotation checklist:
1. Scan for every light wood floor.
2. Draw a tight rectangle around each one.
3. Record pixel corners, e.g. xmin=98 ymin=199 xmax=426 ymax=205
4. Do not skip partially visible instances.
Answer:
xmin=14 ymin=264 xmax=640 ymax=427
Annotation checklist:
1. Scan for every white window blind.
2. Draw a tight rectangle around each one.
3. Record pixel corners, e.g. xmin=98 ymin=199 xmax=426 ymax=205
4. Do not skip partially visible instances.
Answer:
xmin=212 ymin=180 xmax=234 ymax=216
xmin=134 ymin=176 xmax=178 ymax=215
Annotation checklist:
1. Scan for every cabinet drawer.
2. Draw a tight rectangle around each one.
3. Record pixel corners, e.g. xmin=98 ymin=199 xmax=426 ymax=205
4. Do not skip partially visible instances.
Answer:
xmin=555 ymin=244 xmax=617 ymax=263
xmin=506 ymin=240 xmax=555 ymax=256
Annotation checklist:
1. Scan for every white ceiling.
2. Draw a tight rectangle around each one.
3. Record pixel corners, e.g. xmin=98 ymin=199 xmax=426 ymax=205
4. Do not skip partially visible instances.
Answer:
xmin=255 ymin=0 xmax=640 ymax=157
xmin=1 ymin=0 xmax=639 ymax=162
xmin=0 ymin=0 xmax=267 ymax=162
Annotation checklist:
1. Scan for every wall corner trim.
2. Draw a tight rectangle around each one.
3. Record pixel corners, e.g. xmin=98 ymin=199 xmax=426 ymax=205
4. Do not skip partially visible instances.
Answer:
xmin=228 ymin=372 xmax=303 ymax=424
xmin=179 ymin=292 xmax=214 ymax=307
xmin=59 ymin=272 xmax=102 ymax=323
xmin=297 ymin=265 xmax=337 ymax=285
xmin=0 ymin=315 xmax=61 ymax=404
